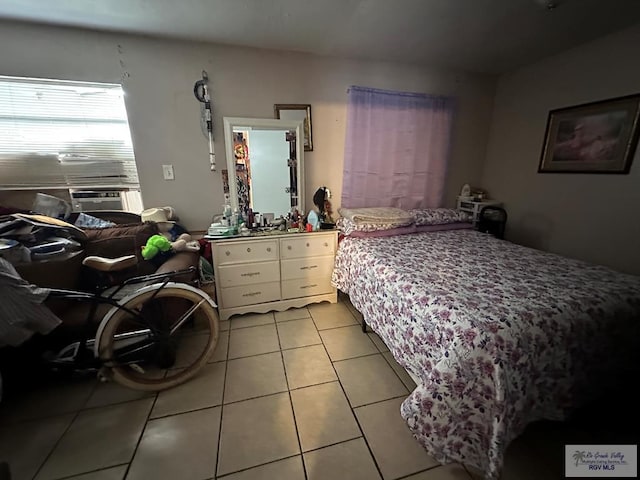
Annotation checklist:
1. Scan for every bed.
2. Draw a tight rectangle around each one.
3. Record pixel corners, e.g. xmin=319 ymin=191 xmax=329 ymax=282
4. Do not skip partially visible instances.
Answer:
xmin=331 ymin=227 xmax=640 ymax=479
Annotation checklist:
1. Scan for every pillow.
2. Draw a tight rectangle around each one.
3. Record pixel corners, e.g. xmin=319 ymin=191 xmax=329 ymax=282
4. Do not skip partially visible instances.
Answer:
xmin=409 ymin=208 xmax=471 ymax=226
xmin=337 ymin=217 xmax=413 ymax=236
xmin=337 ymin=207 xmax=413 ymax=226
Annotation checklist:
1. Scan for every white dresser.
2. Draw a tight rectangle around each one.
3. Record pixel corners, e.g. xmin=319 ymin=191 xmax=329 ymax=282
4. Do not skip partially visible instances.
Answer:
xmin=210 ymin=231 xmax=338 ymax=320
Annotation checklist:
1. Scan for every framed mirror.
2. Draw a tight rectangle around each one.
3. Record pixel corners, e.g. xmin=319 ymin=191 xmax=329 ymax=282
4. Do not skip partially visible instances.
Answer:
xmin=223 ymin=117 xmax=305 ymax=220
xmin=275 ymin=104 xmax=313 ymax=151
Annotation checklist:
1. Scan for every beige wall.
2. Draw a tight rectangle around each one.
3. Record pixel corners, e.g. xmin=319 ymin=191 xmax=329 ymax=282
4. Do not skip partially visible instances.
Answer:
xmin=0 ymin=21 xmax=495 ymax=231
xmin=482 ymin=24 xmax=640 ymax=274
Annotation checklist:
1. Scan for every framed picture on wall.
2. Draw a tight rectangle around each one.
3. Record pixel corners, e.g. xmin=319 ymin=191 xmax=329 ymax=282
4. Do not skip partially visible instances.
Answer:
xmin=538 ymin=94 xmax=640 ymax=174
xmin=275 ymin=104 xmax=313 ymax=151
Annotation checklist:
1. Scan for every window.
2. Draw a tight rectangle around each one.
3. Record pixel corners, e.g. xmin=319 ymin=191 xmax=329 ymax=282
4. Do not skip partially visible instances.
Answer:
xmin=342 ymin=85 xmax=455 ymax=209
xmin=0 ymin=75 xmax=139 ymax=190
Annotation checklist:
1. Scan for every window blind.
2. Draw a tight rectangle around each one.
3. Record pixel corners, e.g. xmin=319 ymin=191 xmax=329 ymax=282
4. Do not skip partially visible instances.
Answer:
xmin=0 ymin=75 xmax=139 ymax=189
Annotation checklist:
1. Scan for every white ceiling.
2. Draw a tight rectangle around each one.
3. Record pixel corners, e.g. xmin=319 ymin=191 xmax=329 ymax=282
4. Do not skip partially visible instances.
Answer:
xmin=1 ymin=0 xmax=639 ymax=73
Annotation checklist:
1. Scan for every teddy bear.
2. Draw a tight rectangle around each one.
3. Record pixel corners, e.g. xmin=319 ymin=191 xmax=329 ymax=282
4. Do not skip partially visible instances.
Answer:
xmin=171 ymin=233 xmax=201 ymax=253
xmin=141 ymin=233 xmax=200 ymax=261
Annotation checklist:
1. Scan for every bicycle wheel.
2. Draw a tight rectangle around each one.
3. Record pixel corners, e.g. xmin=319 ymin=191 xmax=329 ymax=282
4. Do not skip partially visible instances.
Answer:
xmin=96 ymin=284 xmax=219 ymax=391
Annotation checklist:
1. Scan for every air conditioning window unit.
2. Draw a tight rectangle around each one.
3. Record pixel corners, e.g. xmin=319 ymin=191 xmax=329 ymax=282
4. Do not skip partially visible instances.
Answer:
xmin=70 ymin=190 xmax=143 ymax=213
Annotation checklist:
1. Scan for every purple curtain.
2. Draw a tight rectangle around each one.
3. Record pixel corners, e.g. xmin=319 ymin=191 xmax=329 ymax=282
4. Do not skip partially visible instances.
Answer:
xmin=341 ymin=86 xmax=455 ymax=209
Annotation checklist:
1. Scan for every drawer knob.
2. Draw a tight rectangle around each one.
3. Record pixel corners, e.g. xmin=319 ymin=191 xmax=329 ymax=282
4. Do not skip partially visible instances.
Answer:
xmin=287 ymin=246 xmax=292 ymax=250
xmin=247 ymin=247 xmax=251 ymax=253
xmin=306 ymin=242 xmax=310 ymax=247
xmin=267 ymin=247 xmax=271 ymax=252
xmin=324 ymin=242 xmax=328 ymax=247
xmin=225 ymin=251 xmax=230 ymax=256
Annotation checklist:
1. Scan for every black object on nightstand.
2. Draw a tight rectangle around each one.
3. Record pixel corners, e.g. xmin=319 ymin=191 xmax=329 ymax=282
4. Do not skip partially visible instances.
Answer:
xmin=478 ymin=206 xmax=507 ymax=239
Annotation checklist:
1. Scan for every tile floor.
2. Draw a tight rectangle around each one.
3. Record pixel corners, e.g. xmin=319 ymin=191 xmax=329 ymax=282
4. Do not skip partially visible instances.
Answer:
xmin=0 ymin=295 xmax=612 ymax=480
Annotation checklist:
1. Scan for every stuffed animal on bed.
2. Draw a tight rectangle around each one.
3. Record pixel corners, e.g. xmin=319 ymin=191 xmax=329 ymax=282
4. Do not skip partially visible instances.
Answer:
xmin=141 ymin=235 xmax=171 ymax=260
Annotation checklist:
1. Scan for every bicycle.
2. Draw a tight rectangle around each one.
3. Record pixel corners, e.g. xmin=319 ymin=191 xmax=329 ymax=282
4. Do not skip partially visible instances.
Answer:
xmin=36 ymin=253 xmax=219 ymax=391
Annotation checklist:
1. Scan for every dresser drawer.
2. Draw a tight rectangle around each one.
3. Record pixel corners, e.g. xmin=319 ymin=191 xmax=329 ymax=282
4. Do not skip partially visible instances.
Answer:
xmin=281 ymin=256 xmax=334 ymax=281
xmin=220 ymin=281 xmax=281 ymax=308
xmin=281 ymin=277 xmax=334 ymax=300
xmin=280 ymin=234 xmax=335 ymax=259
xmin=218 ymin=261 xmax=280 ymax=287
xmin=214 ymin=240 xmax=278 ymax=266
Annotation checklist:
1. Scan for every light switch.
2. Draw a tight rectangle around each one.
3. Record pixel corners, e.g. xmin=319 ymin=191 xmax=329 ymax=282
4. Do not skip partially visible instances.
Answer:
xmin=162 ymin=164 xmax=175 ymax=180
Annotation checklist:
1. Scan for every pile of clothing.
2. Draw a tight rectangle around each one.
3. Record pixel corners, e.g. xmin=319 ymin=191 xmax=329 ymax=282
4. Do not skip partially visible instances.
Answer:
xmin=0 ymin=257 xmax=61 ymax=348
xmin=0 ymin=214 xmax=86 ymax=266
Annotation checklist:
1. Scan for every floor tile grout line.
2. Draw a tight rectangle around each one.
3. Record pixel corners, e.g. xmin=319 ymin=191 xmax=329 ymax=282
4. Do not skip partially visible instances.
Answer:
xmin=351 ymin=393 xmax=413 ymax=410
xmin=76 ymin=394 xmax=155 ymax=414
xmin=288 ymin=378 xmax=340 ymax=393
xmin=222 ymin=388 xmax=296 ymax=408
xmin=337 ymin=295 xmax=412 ymax=400
xmin=308 ymin=303 xmax=360 ymax=331
xmin=313 ymin=321 xmax=361 ymax=332
xmin=0 ymin=405 xmax=90 ymax=429
xmin=314 ymin=319 xmax=386 ymax=480
xmin=343 ymin=297 xmax=417 ymax=392
xmin=279 ymin=342 xmax=324 ymax=353
xmin=121 ymin=313 xmax=222 ymax=477
xmin=274 ymin=315 xmax=312 ymax=323
xmin=319 ymin=329 xmax=379 ymax=363
xmin=148 ymin=400 xmax=224 ymax=420
xmin=226 ymin=321 xmax=280 ymax=360
xmin=463 ymin=464 xmax=480 ymax=480
xmin=340 ymin=294 xmax=433 ymax=476
xmin=214 ymin=327 xmax=231 ymax=479
xmin=275 ymin=315 xmax=310 ymax=480
xmin=226 ymin=340 xmax=327 ymax=361
xmin=227 ymin=312 xmax=276 ymax=330
xmin=122 ymin=387 xmax=161 ymax=479
xmin=274 ymin=317 xmax=323 ymax=351
xmin=214 ymin=452 xmax=302 ymax=479
xmin=54 ymin=463 xmax=130 ymax=480
xmin=379 ymin=352 xmax=417 ymax=392
xmin=330 ymin=351 xmax=381 ymax=364
xmin=299 ymin=434 xmax=364 ymax=455
xmin=222 ymin=387 xmax=289 ymax=407
xmin=393 ymin=464 xmax=452 ymax=480
xmin=315 ymin=322 xmax=362 ymax=332
xmin=30 ymin=380 xmax=100 ymax=480
xmin=216 ymin=434 xmax=374 ymax=479
xmin=149 ymin=377 xmax=343 ymax=417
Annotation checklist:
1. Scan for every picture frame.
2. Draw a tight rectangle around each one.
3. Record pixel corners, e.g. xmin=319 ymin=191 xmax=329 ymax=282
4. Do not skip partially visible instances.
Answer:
xmin=275 ymin=104 xmax=313 ymax=151
xmin=538 ymin=94 xmax=640 ymax=174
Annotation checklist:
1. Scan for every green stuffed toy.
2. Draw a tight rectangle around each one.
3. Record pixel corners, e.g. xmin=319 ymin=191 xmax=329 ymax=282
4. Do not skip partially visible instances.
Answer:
xmin=141 ymin=234 xmax=172 ymax=260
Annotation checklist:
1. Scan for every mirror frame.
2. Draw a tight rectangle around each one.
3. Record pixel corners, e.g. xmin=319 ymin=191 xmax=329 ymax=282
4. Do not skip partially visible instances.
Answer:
xmin=223 ymin=116 xmax=305 ymax=216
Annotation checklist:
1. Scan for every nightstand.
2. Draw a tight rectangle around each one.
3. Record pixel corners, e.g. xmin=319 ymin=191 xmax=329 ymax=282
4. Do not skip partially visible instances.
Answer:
xmin=457 ymin=196 xmax=502 ymax=226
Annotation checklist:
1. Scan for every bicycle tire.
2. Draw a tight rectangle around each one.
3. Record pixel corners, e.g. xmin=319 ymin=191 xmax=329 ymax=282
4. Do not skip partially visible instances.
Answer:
xmin=96 ymin=284 xmax=219 ymax=391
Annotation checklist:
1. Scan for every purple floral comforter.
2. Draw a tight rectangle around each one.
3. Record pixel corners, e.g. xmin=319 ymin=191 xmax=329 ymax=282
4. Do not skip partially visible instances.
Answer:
xmin=331 ymin=229 xmax=640 ymax=479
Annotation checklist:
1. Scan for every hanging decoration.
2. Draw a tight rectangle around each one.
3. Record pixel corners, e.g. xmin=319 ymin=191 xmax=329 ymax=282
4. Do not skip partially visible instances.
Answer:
xmin=193 ymin=70 xmax=215 ymax=171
